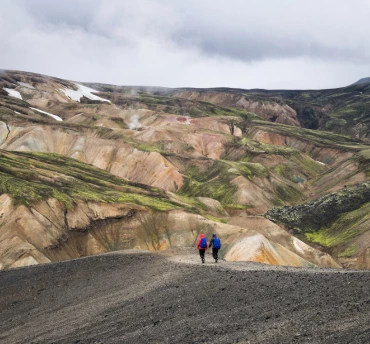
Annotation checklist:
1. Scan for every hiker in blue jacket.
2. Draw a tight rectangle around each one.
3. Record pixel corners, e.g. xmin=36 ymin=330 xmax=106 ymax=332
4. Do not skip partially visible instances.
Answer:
xmin=209 ymin=233 xmax=221 ymax=263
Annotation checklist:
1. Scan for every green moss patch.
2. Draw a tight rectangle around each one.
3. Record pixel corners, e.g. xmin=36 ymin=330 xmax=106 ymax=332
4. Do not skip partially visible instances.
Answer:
xmin=252 ymin=121 xmax=364 ymax=150
xmin=178 ymin=160 xmax=268 ymax=206
xmin=0 ymin=150 xmax=178 ymax=211
xmin=305 ymin=202 xmax=370 ymax=251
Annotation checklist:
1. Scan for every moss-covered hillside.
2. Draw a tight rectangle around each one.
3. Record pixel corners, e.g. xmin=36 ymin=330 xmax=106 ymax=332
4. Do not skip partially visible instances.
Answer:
xmin=265 ymin=182 xmax=370 ymax=265
xmin=0 ymin=150 xmax=179 ymax=211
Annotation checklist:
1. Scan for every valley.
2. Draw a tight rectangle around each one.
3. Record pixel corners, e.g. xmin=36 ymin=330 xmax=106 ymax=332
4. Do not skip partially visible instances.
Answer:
xmin=1 ymin=70 xmax=370 ymax=269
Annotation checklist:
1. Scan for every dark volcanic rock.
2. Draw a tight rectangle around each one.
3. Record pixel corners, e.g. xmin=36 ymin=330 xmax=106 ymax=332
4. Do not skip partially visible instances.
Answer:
xmin=265 ymin=182 xmax=370 ymax=232
xmin=0 ymin=251 xmax=369 ymax=343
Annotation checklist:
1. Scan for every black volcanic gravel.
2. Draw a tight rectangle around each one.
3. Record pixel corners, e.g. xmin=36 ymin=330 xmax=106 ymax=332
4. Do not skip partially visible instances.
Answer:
xmin=0 ymin=251 xmax=369 ymax=344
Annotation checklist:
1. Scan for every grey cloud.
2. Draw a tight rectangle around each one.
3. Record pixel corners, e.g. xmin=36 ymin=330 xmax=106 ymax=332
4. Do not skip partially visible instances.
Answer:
xmin=15 ymin=0 xmax=370 ymax=64
xmin=170 ymin=0 xmax=370 ymax=63
xmin=0 ymin=0 xmax=369 ymax=89
xmin=18 ymin=0 xmax=100 ymax=29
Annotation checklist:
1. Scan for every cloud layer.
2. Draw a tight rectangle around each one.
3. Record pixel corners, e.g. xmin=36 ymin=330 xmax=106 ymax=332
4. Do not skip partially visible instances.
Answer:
xmin=1 ymin=0 xmax=370 ymax=89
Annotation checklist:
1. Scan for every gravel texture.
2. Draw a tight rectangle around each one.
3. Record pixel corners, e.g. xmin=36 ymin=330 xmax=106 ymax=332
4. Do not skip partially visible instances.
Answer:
xmin=0 ymin=250 xmax=369 ymax=344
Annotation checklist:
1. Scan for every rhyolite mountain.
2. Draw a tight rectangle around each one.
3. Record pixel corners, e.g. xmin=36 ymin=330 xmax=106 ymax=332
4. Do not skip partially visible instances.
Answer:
xmin=1 ymin=69 xmax=370 ymax=269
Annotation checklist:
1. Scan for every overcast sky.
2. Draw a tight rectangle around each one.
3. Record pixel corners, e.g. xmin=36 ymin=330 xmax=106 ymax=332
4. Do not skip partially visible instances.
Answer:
xmin=1 ymin=0 xmax=370 ymax=89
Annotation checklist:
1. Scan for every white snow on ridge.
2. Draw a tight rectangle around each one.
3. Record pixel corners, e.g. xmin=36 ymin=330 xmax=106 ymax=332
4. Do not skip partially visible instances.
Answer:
xmin=316 ymin=160 xmax=326 ymax=165
xmin=17 ymin=82 xmax=35 ymax=89
xmin=3 ymin=88 xmax=23 ymax=100
xmin=60 ymin=83 xmax=110 ymax=103
xmin=30 ymin=107 xmax=63 ymax=121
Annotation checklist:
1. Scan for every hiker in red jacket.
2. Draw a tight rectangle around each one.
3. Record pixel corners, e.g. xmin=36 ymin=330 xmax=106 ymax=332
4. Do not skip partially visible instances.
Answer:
xmin=196 ymin=233 xmax=208 ymax=263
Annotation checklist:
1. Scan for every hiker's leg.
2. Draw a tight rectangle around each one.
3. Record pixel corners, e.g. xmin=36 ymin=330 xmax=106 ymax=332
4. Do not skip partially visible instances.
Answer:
xmin=215 ymin=248 xmax=219 ymax=261
xmin=199 ymin=249 xmax=205 ymax=260
xmin=212 ymin=248 xmax=217 ymax=260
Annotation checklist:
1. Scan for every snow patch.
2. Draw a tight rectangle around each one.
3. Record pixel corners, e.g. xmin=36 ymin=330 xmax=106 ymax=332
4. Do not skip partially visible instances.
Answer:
xmin=60 ymin=83 xmax=110 ymax=103
xmin=17 ymin=82 xmax=35 ymax=89
xmin=316 ymin=160 xmax=326 ymax=165
xmin=3 ymin=88 xmax=23 ymax=100
xmin=128 ymin=114 xmax=141 ymax=130
xmin=30 ymin=107 xmax=63 ymax=121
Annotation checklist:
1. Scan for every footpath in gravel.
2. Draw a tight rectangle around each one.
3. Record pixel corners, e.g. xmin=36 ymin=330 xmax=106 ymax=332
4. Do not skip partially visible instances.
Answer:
xmin=0 ymin=249 xmax=369 ymax=344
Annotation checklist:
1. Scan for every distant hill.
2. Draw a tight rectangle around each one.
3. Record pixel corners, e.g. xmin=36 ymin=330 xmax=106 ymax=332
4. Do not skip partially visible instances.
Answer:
xmin=351 ymin=77 xmax=370 ymax=86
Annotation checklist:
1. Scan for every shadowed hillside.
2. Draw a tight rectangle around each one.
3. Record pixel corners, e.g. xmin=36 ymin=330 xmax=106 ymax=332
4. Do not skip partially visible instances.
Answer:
xmin=0 ymin=251 xmax=369 ymax=344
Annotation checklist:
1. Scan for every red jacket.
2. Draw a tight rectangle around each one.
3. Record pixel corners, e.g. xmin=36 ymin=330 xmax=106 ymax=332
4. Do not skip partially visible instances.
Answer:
xmin=196 ymin=234 xmax=208 ymax=250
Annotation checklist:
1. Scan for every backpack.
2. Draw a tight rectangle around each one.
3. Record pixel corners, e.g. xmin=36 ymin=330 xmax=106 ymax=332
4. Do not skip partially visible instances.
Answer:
xmin=213 ymin=237 xmax=221 ymax=249
xmin=199 ymin=237 xmax=207 ymax=249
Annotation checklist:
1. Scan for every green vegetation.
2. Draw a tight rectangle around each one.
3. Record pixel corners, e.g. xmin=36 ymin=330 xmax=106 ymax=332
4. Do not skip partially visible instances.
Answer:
xmin=338 ymin=244 xmax=359 ymax=258
xmin=304 ymin=202 xmax=370 ymax=249
xmin=353 ymin=149 xmax=370 ymax=176
xmin=0 ymin=150 xmax=179 ymax=211
xmin=171 ymin=194 xmax=208 ymax=211
xmin=266 ymin=183 xmax=370 ymax=259
xmin=136 ymin=141 xmax=165 ymax=153
xmin=179 ymin=163 xmax=234 ymax=205
xmin=178 ymin=160 xmax=268 ymax=206
xmin=266 ymin=182 xmax=370 ymax=232
xmin=238 ymin=137 xmax=297 ymax=156
xmin=231 ymin=83 xmax=370 ymax=138
xmin=251 ymin=121 xmax=363 ymax=150
xmin=272 ymin=182 xmax=303 ymax=204
xmin=273 ymin=155 xmax=324 ymax=184
xmin=110 ymin=117 xmax=127 ymax=129
xmin=134 ymin=93 xmax=263 ymax=120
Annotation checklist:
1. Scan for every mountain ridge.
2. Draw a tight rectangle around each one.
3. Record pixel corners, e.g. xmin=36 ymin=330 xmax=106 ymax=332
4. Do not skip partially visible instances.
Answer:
xmin=351 ymin=77 xmax=370 ymax=86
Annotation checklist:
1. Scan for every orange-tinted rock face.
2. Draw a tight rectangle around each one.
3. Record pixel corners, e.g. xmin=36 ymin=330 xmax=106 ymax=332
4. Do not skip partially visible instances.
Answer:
xmin=224 ymin=234 xmax=310 ymax=266
xmin=252 ymin=130 xmax=287 ymax=146
xmin=0 ymin=194 xmax=339 ymax=270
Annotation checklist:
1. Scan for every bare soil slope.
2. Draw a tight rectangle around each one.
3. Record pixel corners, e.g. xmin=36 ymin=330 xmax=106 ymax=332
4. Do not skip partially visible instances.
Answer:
xmin=0 ymin=251 xmax=369 ymax=344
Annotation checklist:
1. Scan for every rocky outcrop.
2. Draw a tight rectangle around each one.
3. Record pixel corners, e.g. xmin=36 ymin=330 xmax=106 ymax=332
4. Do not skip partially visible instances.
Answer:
xmin=265 ymin=182 xmax=370 ymax=268
xmin=266 ymin=182 xmax=370 ymax=232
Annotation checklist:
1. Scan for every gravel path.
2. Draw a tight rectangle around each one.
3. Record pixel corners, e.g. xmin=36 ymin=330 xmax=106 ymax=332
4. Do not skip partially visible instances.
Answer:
xmin=0 ymin=249 xmax=369 ymax=343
